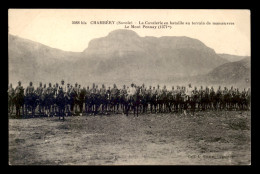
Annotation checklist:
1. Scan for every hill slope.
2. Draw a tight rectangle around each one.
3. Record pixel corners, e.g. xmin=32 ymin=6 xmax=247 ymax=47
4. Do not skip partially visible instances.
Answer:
xmin=218 ymin=53 xmax=250 ymax=62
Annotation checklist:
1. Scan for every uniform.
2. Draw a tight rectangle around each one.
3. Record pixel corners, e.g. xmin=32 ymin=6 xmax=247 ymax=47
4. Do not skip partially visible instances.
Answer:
xmin=36 ymin=86 xmax=43 ymax=96
xmin=60 ymin=84 xmax=66 ymax=93
xmin=100 ymin=87 xmax=107 ymax=97
xmin=127 ymin=86 xmax=136 ymax=96
xmin=26 ymin=85 xmax=35 ymax=95
xmin=8 ymin=86 xmax=15 ymax=96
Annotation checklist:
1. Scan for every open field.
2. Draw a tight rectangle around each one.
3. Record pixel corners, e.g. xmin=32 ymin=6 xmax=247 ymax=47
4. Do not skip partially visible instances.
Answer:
xmin=8 ymin=111 xmax=251 ymax=165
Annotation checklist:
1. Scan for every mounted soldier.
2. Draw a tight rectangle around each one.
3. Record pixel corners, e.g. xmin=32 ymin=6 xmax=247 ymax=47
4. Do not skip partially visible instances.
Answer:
xmin=85 ymin=86 xmax=91 ymax=114
xmin=8 ymin=83 xmax=15 ymax=116
xmin=125 ymin=83 xmax=136 ymax=116
xmin=110 ymin=84 xmax=119 ymax=113
xmin=59 ymin=80 xmax=66 ymax=92
xmin=13 ymin=81 xmax=25 ymax=118
xmin=55 ymin=85 xmax=66 ymax=120
xmin=223 ymin=87 xmax=229 ymax=110
xmin=209 ymin=86 xmax=216 ymax=110
xmin=78 ymin=86 xmax=86 ymax=116
xmin=36 ymin=82 xmax=44 ymax=116
xmin=229 ymin=86 xmax=235 ymax=110
xmin=184 ymin=84 xmax=193 ymax=114
xmin=146 ymin=86 xmax=152 ymax=113
xmin=44 ymin=82 xmax=54 ymax=117
xmin=71 ymin=82 xmax=79 ymax=115
xmin=52 ymin=83 xmax=59 ymax=116
xmin=25 ymin=82 xmax=37 ymax=117
xmin=191 ymin=86 xmax=199 ymax=114
xmin=88 ymin=83 xmax=97 ymax=115
xmin=215 ymin=86 xmax=223 ymax=110
xmin=100 ymin=84 xmax=108 ymax=114
xmin=64 ymin=83 xmax=71 ymax=115
xmin=119 ymin=85 xmax=128 ymax=114
xmin=159 ymin=85 xmax=167 ymax=113
xmin=198 ymin=86 xmax=204 ymax=110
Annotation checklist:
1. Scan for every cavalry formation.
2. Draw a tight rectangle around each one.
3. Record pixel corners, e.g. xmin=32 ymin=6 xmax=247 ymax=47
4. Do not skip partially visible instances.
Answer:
xmin=8 ymin=80 xmax=251 ymax=120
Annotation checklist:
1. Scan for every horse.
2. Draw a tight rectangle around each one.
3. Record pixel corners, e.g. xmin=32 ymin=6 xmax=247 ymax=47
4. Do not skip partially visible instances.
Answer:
xmin=43 ymin=90 xmax=55 ymax=117
xmin=166 ymin=91 xmax=174 ymax=113
xmin=56 ymin=88 xmax=66 ymax=120
xmin=64 ymin=91 xmax=72 ymax=116
xmin=24 ymin=92 xmax=38 ymax=117
xmin=78 ymin=88 xmax=87 ymax=115
xmin=69 ymin=89 xmax=78 ymax=115
xmin=110 ymin=89 xmax=119 ymax=114
xmin=35 ymin=91 xmax=45 ymax=116
xmin=150 ymin=92 xmax=158 ymax=113
xmin=8 ymin=89 xmax=15 ymax=116
xmin=215 ymin=90 xmax=223 ymax=111
xmin=119 ymin=90 xmax=128 ymax=114
xmin=13 ymin=87 xmax=25 ymax=118
xmin=175 ymin=91 xmax=184 ymax=113
xmin=190 ymin=92 xmax=199 ymax=115
xmin=209 ymin=90 xmax=216 ymax=110
xmin=140 ymin=90 xmax=149 ymax=114
xmin=128 ymin=87 xmax=141 ymax=117
xmin=88 ymin=92 xmax=99 ymax=115
xmin=84 ymin=91 xmax=91 ymax=115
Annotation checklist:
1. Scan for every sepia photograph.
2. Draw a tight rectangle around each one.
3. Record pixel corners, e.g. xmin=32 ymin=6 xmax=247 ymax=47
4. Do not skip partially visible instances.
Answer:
xmin=8 ymin=9 xmax=251 ymax=165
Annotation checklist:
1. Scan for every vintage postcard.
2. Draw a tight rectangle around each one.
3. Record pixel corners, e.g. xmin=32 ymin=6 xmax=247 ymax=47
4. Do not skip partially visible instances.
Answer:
xmin=8 ymin=9 xmax=250 ymax=165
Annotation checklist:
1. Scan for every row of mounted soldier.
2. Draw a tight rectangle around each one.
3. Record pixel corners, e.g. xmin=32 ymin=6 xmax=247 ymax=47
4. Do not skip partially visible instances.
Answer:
xmin=8 ymin=80 xmax=251 ymax=120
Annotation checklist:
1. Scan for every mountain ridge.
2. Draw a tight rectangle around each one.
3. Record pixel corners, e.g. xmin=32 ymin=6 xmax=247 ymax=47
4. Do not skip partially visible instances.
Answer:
xmin=8 ymin=29 xmax=249 ymax=88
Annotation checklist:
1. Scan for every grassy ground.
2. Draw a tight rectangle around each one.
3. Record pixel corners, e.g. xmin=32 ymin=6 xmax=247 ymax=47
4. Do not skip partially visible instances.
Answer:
xmin=8 ymin=111 xmax=251 ymax=165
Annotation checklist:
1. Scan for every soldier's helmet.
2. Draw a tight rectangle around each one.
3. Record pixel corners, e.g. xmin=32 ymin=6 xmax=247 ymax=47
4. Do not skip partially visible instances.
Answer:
xmin=67 ymin=83 xmax=70 ymax=86
xmin=75 ymin=83 xmax=78 ymax=86
xmin=131 ymin=83 xmax=134 ymax=87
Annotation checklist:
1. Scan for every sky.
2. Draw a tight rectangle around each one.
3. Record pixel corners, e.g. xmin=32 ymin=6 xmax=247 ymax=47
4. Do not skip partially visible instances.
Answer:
xmin=8 ymin=9 xmax=250 ymax=56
